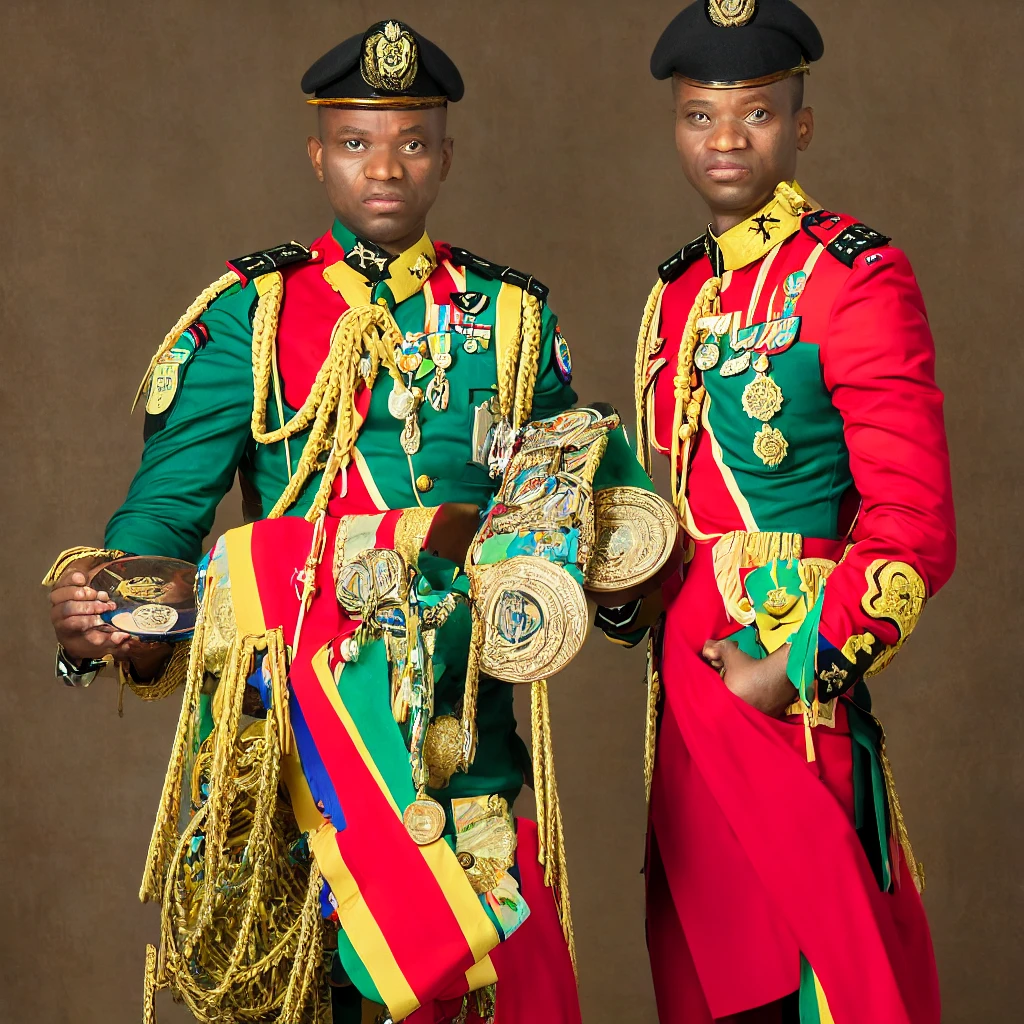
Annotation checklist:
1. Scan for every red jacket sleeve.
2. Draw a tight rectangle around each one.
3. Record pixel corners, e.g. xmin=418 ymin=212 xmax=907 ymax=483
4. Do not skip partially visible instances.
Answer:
xmin=809 ymin=246 xmax=956 ymax=699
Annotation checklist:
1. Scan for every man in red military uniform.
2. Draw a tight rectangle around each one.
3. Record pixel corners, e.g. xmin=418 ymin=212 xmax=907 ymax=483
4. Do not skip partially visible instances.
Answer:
xmin=618 ymin=2 xmax=956 ymax=1021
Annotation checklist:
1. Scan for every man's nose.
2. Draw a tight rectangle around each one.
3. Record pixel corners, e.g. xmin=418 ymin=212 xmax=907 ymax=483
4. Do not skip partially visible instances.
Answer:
xmin=364 ymin=147 xmax=404 ymax=181
xmin=707 ymin=120 xmax=748 ymax=153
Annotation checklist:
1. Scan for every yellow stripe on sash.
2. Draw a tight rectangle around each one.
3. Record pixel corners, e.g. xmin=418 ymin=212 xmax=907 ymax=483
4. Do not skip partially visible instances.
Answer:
xmin=224 ymin=524 xmax=266 ymax=635
xmin=813 ymin=970 xmax=837 ymax=1024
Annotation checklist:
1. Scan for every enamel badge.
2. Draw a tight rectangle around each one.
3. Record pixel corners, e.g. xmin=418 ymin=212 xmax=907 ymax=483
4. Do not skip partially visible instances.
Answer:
xmin=554 ymin=326 xmax=572 ymax=384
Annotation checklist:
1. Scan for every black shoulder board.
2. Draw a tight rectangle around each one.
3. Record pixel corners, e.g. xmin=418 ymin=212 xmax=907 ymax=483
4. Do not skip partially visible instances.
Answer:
xmin=226 ymin=241 xmax=313 ymax=287
xmin=448 ymin=247 xmax=549 ymax=303
xmin=658 ymin=236 xmax=707 ymax=284
xmin=827 ymin=224 xmax=891 ymax=269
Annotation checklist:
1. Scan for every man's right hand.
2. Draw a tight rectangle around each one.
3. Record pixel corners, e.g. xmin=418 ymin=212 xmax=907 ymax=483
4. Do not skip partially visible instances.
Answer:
xmin=49 ymin=570 xmax=132 ymax=663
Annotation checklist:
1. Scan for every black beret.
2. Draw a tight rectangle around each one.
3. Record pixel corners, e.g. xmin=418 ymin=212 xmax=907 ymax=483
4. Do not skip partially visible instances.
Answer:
xmin=651 ymin=1 xmax=824 ymax=88
xmin=302 ymin=20 xmax=464 ymax=107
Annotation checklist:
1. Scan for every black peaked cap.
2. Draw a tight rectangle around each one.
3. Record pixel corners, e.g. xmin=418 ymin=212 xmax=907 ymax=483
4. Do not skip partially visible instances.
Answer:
xmin=651 ymin=1 xmax=823 ymax=86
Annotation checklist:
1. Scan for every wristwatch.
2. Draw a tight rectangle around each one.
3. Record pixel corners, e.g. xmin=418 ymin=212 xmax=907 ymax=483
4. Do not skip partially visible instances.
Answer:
xmin=54 ymin=645 xmax=106 ymax=688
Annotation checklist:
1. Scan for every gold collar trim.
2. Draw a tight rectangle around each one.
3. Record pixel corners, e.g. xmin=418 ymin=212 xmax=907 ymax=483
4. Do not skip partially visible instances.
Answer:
xmin=711 ymin=181 xmax=813 ymax=272
xmin=322 ymin=231 xmax=437 ymax=308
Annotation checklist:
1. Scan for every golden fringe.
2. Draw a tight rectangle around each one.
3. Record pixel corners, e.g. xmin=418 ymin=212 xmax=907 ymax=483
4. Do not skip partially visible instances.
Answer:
xmin=132 ymin=271 xmax=241 ymax=413
xmin=633 ymin=279 xmax=666 ymax=476
xmin=711 ymin=530 xmax=805 ymax=625
xmin=142 ymin=944 xmax=158 ymax=1024
xmin=41 ymin=546 xmax=126 ymax=586
xmin=139 ymin=584 xmax=210 ymax=904
xmin=879 ymin=741 xmax=926 ymax=894
xmin=644 ymin=648 xmax=660 ymax=804
xmin=671 ymin=277 xmax=721 ymax=514
xmin=530 ymin=679 xmax=577 ymax=977
xmin=118 ymin=643 xmax=190 ymax=716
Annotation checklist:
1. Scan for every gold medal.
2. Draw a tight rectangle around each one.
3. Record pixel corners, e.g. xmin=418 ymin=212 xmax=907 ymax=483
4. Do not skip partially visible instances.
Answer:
xmin=403 ymin=795 xmax=446 ymax=846
xmin=473 ymin=556 xmax=589 ymax=684
xmin=423 ymin=715 xmax=463 ymax=789
xmin=720 ymin=352 xmax=752 ymax=377
xmin=741 ymin=376 xmax=784 ymax=421
xmin=586 ymin=487 xmax=679 ymax=592
xmin=752 ymin=423 xmax=789 ymax=467
xmin=695 ymin=342 xmax=720 ymax=372
xmin=752 ymin=352 xmax=771 ymax=374
xmin=129 ymin=603 xmax=180 ymax=634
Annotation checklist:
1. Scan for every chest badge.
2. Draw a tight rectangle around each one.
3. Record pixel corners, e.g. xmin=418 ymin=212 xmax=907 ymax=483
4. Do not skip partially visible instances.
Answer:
xmin=452 ymin=291 xmax=491 ymax=316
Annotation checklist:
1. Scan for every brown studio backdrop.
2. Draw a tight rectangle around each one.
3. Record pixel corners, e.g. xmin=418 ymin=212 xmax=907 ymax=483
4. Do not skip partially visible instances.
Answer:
xmin=1 ymin=1 xmax=1020 ymax=1021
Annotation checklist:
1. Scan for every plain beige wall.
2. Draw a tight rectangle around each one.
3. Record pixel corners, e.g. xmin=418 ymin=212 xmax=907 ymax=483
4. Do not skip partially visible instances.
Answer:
xmin=2 ymin=1 xmax=1020 ymax=1021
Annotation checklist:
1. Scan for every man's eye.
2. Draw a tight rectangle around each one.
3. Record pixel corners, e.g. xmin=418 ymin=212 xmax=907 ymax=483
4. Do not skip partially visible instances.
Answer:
xmin=343 ymin=139 xmax=364 ymax=152
xmin=748 ymin=109 xmax=770 ymax=123
xmin=689 ymin=112 xmax=711 ymax=125
xmin=404 ymin=140 xmax=424 ymax=153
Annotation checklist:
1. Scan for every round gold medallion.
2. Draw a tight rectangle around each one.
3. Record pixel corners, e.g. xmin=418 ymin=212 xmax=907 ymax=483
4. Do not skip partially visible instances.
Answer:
xmin=741 ymin=375 xmax=784 ymax=421
xmin=423 ymin=715 xmax=464 ymax=789
xmin=752 ymin=423 xmax=789 ymax=467
xmin=473 ymin=556 xmax=589 ymax=684
xmin=402 ymin=796 xmax=446 ymax=846
xmin=586 ymin=487 xmax=679 ymax=592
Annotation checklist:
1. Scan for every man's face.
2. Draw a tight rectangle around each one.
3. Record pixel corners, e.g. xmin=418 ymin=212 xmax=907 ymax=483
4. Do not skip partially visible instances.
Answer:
xmin=307 ymin=106 xmax=454 ymax=252
xmin=673 ymin=77 xmax=814 ymax=221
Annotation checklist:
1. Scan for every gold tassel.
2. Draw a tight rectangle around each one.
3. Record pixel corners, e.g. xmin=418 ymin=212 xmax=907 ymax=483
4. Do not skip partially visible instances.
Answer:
xmin=279 ymin=861 xmax=326 ymax=1023
xmin=879 ymin=741 xmax=926 ymax=894
xmin=530 ymin=679 xmax=577 ymax=977
xmin=633 ymin=279 xmax=666 ymax=476
xmin=643 ymin=648 xmax=660 ymax=804
xmin=138 ymin=585 xmax=210 ymax=903
xmin=670 ymin=277 xmax=721 ymax=514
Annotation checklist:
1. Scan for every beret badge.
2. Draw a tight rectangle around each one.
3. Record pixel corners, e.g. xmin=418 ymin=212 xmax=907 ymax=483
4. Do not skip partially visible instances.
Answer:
xmin=361 ymin=20 xmax=419 ymax=92
xmin=707 ymin=0 xmax=758 ymax=27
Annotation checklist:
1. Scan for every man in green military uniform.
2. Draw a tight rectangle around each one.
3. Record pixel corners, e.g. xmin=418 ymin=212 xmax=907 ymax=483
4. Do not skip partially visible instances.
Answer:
xmin=45 ymin=18 xmax=652 ymax=1024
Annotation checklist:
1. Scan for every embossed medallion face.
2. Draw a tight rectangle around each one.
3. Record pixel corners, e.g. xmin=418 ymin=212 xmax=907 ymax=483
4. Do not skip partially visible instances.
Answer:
xmin=403 ymin=796 xmax=446 ymax=846
xmin=423 ymin=715 xmax=464 ymax=789
xmin=741 ymin=376 xmax=785 ymax=421
xmin=129 ymin=603 xmax=179 ymax=634
xmin=474 ymin=556 xmax=589 ymax=683
xmin=706 ymin=0 xmax=758 ymax=29
xmin=361 ymin=21 xmax=419 ymax=92
xmin=586 ymin=487 xmax=679 ymax=592
xmin=91 ymin=555 xmax=197 ymax=641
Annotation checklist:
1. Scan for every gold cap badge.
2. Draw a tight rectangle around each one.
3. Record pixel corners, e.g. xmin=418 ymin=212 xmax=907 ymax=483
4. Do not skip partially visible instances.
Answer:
xmin=707 ymin=0 xmax=758 ymax=28
xmin=361 ymin=20 xmax=419 ymax=92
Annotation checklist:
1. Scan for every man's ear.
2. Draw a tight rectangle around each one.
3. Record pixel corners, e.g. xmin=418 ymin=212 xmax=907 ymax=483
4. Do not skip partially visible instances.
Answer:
xmin=307 ymin=135 xmax=325 ymax=182
xmin=440 ymin=137 xmax=455 ymax=182
xmin=796 ymin=107 xmax=815 ymax=152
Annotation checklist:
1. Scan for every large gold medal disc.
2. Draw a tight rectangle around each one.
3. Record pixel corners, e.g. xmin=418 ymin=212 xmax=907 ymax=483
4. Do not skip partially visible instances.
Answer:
xmin=474 ymin=556 xmax=589 ymax=684
xmin=423 ymin=715 xmax=464 ymax=789
xmin=403 ymin=796 xmax=446 ymax=846
xmin=586 ymin=487 xmax=679 ymax=592
xmin=741 ymin=375 xmax=784 ymax=421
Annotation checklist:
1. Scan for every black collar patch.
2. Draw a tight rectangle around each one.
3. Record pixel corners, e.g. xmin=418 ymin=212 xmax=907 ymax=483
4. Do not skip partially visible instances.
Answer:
xmin=345 ymin=239 xmax=394 ymax=282
xmin=452 ymin=291 xmax=491 ymax=315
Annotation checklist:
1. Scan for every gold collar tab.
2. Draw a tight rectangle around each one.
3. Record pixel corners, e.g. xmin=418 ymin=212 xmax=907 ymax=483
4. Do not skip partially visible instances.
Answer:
xmin=711 ymin=181 xmax=813 ymax=272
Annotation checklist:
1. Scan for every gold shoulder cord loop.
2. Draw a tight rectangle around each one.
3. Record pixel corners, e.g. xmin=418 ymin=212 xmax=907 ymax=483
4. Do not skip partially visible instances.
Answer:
xmin=670 ymin=276 xmax=722 ymax=514
xmin=633 ymin=279 xmax=666 ymax=476
xmin=513 ymin=291 xmax=543 ymax=429
xmin=132 ymin=271 xmax=241 ymax=412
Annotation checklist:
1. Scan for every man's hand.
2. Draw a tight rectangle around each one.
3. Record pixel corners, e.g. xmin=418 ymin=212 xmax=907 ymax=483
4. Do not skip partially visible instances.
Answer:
xmin=50 ymin=570 xmax=172 ymax=677
xmin=424 ymin=503 xmax=481 ymax=567
xmin=702 ymin=639 xmax=796 ymax=718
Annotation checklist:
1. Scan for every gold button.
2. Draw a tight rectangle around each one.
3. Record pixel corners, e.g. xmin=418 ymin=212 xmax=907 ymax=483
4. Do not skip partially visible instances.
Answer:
xmin=376 ymin=297 xmax=389 ymax=307
xmin=416 ymin=474 xmax=434 ymax=493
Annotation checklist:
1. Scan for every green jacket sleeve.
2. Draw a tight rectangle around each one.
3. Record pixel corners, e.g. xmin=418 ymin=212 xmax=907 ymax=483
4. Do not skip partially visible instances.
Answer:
xmin=104 ymin=281 xmax=258 ymax=561
xmin=528 ymin=304 xmax=578 ymax=419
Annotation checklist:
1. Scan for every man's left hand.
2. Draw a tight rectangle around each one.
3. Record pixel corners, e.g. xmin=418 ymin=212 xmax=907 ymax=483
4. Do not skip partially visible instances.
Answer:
xmin=702 ymin=639 xmax=796 ymax=719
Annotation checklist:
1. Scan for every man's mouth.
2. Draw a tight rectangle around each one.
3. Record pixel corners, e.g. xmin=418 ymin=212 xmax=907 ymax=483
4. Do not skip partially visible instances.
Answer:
xmin=363 ymin=192 xmax=406 ymax=213
xmin=705 ymin=163 xmax=750 ymax=183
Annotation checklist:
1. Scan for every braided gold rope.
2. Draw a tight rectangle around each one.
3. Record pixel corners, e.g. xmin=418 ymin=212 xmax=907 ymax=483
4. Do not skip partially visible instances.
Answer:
xmin=132 ymin=271 xmax=240 ymax=412
xmin=119 ymin=642 xmax=190 ymax=703
xmin=513 ymin=292 xmax=543 ymax=429
xmin=251 ymin=301 xmax=406 ymax=521
xmin=496 ymin=291 xmax=523 ymax=424
xmin=394 ymin=506 xmax=440 ymax=567
xmin=530 ymin=679 xmax=576 ymax=975
xmin=139 ymin=584 xmax=210 ymax=903
xmin=633 ymin=280 xmax=666 ymax=477
xmin=460 ymin=607 xmax=486 ymax=768
xmin=670 ymin=277 xmax=721 ymax=514
xmin=142 ymin=944 xmax=158 ymax=1024
xmin=41 ymin=546 xmax=126 ymax=586
xmin=879 ymin=740 xmax=926 ymax=895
